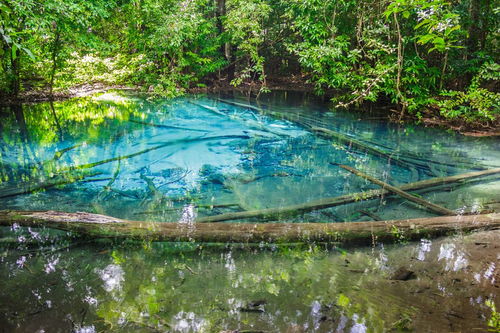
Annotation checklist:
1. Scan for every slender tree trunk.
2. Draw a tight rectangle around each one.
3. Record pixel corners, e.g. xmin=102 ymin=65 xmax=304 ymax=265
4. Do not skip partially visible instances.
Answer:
xmin=393 ymin=12 xmax=405 ymax=119
xmin=480 ymin=0 xmax=491 ymax=50
xmin=9 ymin=48 xmax=20 ymax=97
xmin=439 ymin=50 xmax=448 ymax=91
xmin=49 ymin=28 xmax=61 ymax=97
xmin=467 ymin=0 xmax=481 ymax=56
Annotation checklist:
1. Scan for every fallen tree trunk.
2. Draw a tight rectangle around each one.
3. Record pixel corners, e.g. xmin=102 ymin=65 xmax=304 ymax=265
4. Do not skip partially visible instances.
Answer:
xmin=60 ymin=134 xmax=251 ymax=172
xmin=338 ymin=164 xmax=456 ymax=215
xmin=310 ymin=126 xmax=419 ymax=170
xmin=0 ymin=210 xmax=498 ymax=245
xmin=195 ymin=168 xmax=500 ymax=222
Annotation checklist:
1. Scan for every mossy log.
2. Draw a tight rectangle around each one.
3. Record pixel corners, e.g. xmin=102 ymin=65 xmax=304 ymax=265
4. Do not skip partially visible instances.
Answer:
xmin=0 ymin=210 xmax=498 ymax=245
xmin=195 ymin=168 xmax=500 ymax=222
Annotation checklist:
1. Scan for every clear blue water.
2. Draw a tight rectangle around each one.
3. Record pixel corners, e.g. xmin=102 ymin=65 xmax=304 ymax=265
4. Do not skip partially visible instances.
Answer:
xmin=0 ymin=91 xmax=498 ymax=222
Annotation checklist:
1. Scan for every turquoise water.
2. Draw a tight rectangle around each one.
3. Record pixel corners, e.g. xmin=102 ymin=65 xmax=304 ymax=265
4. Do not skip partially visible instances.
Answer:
xmin=0 ymin=91 xmax=498 ymax=222
xmin=0 ymin=91 xmax=499 ymax=332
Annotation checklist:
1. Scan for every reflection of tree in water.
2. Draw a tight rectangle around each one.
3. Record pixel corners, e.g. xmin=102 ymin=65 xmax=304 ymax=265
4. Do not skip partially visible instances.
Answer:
xmin=0 ymin=93 xmax=142 ymax=187
xmin=0 ymin=230 xmax=499 ymax=332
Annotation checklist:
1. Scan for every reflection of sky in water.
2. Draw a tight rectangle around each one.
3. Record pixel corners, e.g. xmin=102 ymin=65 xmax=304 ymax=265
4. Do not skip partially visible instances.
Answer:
xmin=98 ymin=264 xmax=124 ymax=292
xmin=179 ymin=204 xmax=196 ymax=224
xmin=475 ymin=262 xmax=497 ymax=284
xmin=417 ymin=239 xmax=432 ymax=261
xmin=74 ymin=326 xmax=96 ymax=333
xmin=438 ymin=243 xmax=468 ymax=271
xmin=44 ymin=255 xmax=60 ymax=274
xmin=350 ymin=314 xmax=368 ymax=333
xmin=172 ymin=311 xmax=207 ymax=333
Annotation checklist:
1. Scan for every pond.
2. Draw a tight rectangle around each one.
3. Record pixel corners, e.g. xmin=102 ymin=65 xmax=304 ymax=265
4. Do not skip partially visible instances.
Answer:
xmin=0 ymin=91 xmax=499 ymax=332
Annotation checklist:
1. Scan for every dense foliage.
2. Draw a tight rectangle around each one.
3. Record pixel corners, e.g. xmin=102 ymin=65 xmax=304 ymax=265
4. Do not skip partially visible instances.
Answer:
xmin=1 ymin=0 xmax=498 ymax=123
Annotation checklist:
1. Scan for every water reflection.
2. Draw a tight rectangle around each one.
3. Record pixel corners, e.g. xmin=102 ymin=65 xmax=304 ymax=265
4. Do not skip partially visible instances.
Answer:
xmin=437 ymin=243 xmax=468 ymax=271
xmin=1 ymin=232 xmax=498 ymax=332
xmin=98 ymin=264 xmax=124 ymax=292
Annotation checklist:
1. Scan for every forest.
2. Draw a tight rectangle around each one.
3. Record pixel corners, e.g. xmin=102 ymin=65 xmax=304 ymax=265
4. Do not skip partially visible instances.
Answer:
xmin=1 ymin=0 xmax=498 ymax=128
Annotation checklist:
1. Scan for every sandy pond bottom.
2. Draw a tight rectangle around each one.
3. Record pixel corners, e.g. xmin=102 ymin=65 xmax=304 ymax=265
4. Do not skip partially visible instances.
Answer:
xmin=0 ymin=230 xmax=498 ymax=333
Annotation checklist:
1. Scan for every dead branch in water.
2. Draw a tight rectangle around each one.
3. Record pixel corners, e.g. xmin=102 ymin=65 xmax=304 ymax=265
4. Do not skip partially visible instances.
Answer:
xmin=337 ymin=164 xmax=456 ymax=216
xmin=195 ymin=168 xmax=500 ymax=222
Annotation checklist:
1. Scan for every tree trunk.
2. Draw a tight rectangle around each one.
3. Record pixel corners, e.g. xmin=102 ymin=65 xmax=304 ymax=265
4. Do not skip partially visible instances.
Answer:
xmin=0 ymin=210 xmax=498 ymax=245
xmin=467 ymin=0 xmax=481 ymax=56
xmin=9 ymin=47 xmax=20 ymax=97
xmin=49 ymin=28 xmax=61 ymax=97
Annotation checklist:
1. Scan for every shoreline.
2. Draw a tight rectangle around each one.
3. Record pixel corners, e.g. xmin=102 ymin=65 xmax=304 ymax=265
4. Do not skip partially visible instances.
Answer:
xmin=1 ymin=81 xmax=498 ymax=137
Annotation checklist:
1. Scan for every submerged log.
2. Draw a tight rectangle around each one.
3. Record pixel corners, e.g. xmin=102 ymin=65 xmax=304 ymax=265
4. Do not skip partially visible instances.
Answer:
xmin=310 ymin=126 xmax=418 ymax=170
xmin=0 ymin=171 xmax=102 ymax=199
xmin=129 ymin=119 xmax=210 ymax=132
xmin=338 ymin=164 xmax=456 ymax=216
xmin=0 ymin=210 xmax=498 ymax=245
xmin=216 ymin=98 xmax=486 ymax=173
xmin=195 ymin=168 xmax=500 ymax=222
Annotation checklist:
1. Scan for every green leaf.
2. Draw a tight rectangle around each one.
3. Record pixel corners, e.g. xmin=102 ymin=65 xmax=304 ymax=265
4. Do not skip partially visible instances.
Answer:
xmin=11 ymin=43 xmax=18 ymax=60
xmin=418 ymin=34 xmax=434 ymax=45
xmin=22 ymin=47 xmax=35 ymax=61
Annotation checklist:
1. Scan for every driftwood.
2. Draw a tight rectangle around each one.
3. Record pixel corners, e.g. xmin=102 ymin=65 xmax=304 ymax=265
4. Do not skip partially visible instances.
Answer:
xmin=195 ymin=168 xmax=500 ymax=222
xmin=0 ymin=210 xmax=498 ymax=245
xmin=338 ymin=164 xmax=456 ymax=216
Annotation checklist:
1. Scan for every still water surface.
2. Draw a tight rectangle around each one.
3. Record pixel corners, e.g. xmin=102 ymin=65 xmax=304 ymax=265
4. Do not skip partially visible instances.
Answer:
xmin=0 ymin=91 xmax=498 ymax=222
